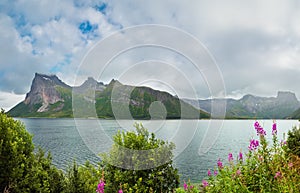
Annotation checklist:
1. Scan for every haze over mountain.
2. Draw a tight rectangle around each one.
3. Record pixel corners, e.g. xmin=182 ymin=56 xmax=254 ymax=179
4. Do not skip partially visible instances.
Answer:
xmin=8 ymin=73 xmax=209 ymax=119
xmin=184 ymin=92 xmax=300 ymax=119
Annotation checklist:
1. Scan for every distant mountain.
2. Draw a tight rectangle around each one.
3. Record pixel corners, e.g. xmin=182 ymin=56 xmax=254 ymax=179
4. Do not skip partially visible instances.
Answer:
xmin=8 ymin=73 xmax=209 ymax=119
xmin=184 ymin=91 xmax=300 ymax=119
xmin=289 ymin=105 xmax=300 ymax=119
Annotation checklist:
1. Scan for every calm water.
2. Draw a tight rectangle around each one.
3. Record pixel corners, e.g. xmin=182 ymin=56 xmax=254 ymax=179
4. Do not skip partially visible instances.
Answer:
xmin=17 ymin=118 xmax=299 ymax=182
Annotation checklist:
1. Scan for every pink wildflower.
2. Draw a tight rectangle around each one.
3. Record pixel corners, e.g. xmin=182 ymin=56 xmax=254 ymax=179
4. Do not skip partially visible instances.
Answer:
xmin=214 ymin=170 xmax=218 ymax=176
xmin=272 ymin=122 xmax=277 ymax=135
xmin=238 ymin=151 xmax=243 ymax=161
xmin=217 ymin=159 xmax=223 ymax=169
xmin=96 ymin=180 xmax=105 ymax=193
xmin=248 ymin=139 xmax=259 ymax=150
xmin=274 ymin=171 xmax=282 ymax=179
xmin=202 ymin=180 xmax=209 ymax=188
xmin=183 ymin=181 xmax=188 ymax=190
xmin=207 ymin=169 xmax=211 ymax=176
xmin=254 ymin=121 xmax=266 ymax=136
xmin=228 ymin=153 xmax=233 ymax=162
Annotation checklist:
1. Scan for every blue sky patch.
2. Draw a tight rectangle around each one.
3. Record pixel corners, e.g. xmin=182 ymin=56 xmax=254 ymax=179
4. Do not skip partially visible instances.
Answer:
xmin=50 ymin=54 xmax=72 ymax=73
xmin=94 ymin=2 xmax=107 ymax=14
xmin=78 ymin=21 xmax=98 ymax=34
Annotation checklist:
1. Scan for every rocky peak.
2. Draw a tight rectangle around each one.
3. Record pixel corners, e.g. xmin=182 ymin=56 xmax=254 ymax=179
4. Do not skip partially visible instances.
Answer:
xmin=276 ymin=91 xmax=298 ymax=103
xmin=74 ymin=77 xmax=105 ymax=93
xmin=107 ymin=79 xmax=121 ymax=86
xmin=33 ymin=73 xmax=70 ymax=88
xmin=24 ymin=73 xmax=69 ymax=112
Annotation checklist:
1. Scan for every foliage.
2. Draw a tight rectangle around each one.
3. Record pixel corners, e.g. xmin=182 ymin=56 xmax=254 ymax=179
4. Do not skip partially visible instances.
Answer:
xmin=18 ymin=148 xmax=66 ymax=193
xmin=7 ymin=105 xmax=300 ymax=193
xmin=1 ymin=112 xmax=180 ymax=192
xmin=101 ymin=123 xmax=180 ymax=192
xmin=0 ymin=109 xmax=34 ymax=191
xmin=65 ymin=161 xmax=102 ymax=193
xmin=0 ymin=110 xmax=66 ymax=192
xmin=287 ymin=126 xmax=300 ymax=157
xmin=176 ymin=121 xmax=300 ymax=192
xmin=0 ymin=110 xmax=106 ymax=193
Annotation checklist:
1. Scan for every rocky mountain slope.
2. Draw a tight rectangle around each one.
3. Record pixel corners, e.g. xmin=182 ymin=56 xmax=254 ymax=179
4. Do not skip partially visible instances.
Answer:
xmin=8 ymin=73 xmax=209 ymax=119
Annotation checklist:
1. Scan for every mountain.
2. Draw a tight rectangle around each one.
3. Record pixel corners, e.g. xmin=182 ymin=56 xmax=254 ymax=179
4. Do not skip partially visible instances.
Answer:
xmin=8 ymin=73 xmax=73 ymax=117
xmin=290 ymin=108 xmax=300 ymax=119
xmin=8 ymin=73 xmax=209 ymax=119
xmin=184 ymin=91 xmax=300 ymax=119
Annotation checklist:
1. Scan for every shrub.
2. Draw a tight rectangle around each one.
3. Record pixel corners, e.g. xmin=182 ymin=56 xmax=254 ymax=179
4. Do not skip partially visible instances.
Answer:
xmin=101 ymin=123 xmax=180 ymax=192
xmin=0 ymin=110 xmax=65 ymax=192
xmin=287 ymin=126 xmax=300 ymax=157
xmin=0 ymin=110 xmax=34 ymax=191
xmin=64 ymin=161 xmax=102 ymax=193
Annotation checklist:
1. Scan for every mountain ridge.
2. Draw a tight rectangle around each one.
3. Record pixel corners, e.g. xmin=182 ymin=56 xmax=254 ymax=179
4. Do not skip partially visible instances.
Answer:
xmin=8 ymin=73 xmax=209 ymax=119
xmin=184 ymin=91 xmax=300 ymax=119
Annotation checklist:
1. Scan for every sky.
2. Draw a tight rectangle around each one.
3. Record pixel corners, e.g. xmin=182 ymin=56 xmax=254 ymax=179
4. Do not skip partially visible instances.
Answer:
xmin=1 ymin=0 xmax=300 ymax=111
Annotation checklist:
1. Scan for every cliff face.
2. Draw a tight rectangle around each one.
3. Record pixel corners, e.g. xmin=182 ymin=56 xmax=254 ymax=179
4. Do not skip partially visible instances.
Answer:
xmin=24 ymin=73 xmax=70 ymax=112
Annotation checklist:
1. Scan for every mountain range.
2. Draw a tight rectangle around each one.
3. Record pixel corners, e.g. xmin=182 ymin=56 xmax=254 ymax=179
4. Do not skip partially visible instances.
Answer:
xmin=8 ymin=73 xmax=300 ymax=119
xmin=8 ymin=73 xmax=209 ymax=119
xmin=184 ymin=91 xmax=300 ymax=119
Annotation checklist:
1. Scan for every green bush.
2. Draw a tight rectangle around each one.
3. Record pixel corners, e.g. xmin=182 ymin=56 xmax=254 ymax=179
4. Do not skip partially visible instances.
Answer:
xmin=65 ymin=161 xmax=102 ymax=193
xmin=287 ymin=126 xmax=300 ymax=157
xmin=0 ymin=110 xmax=34 ymax=191
xmin=101 ymin=123 xmax=180 ymax=192
xmin=0 ymin=110 xmax=66 ymax=192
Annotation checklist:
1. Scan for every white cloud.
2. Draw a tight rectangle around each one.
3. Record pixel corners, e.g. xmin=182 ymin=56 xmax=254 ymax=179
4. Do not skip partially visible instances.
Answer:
xmin=0 ymin=91 xmax=25 ymax=111
xmin=1 ymin=0 xmax=300 ymax=109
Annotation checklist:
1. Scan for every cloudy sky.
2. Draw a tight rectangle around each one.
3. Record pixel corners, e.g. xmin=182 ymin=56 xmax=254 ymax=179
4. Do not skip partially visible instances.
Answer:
xmin=1 ymin=0 xmax=300 ymax=110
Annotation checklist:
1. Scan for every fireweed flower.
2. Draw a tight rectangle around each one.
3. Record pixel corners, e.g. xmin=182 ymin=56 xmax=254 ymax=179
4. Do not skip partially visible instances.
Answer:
xmin=118 ymin=189 xmax=123 ymax=193
xmin=228 ymin=153 xmax=233 ymax=162
xmin=202 ymin=180 xmax=209 ymax=188
xmin=254 ymin=121 xmax=266 ymax=136
xmin=214 ymin=170 xmax=218 ymax=176
xmin=272 ymin=122 xmax=277 ymax=135
xmin=238 ymin=151 xmax=243 ymax=161
xmin=217 ymin=159 xmax=223 ymax=169
xmin=254 ymin=121 xmax=260 ymax=128
xmin=288 ymin=162 xmax=293 ymax=168
xmin=97 ymin=180 xmax=105 ymax=193
xmin=207 ymin=169 xmax=212 ymax=176
xmin=183 ymin=181 xmax=188 ymax=190
xmin=236 ymin=169 xmax=241 ymax=176
xmin=280 ymin=140 xmax=287 ymax=146
xmin=248 ymin=139 xmax=259 ymax=150
xmin=274 ymin=171 xmax=282 ymax=179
